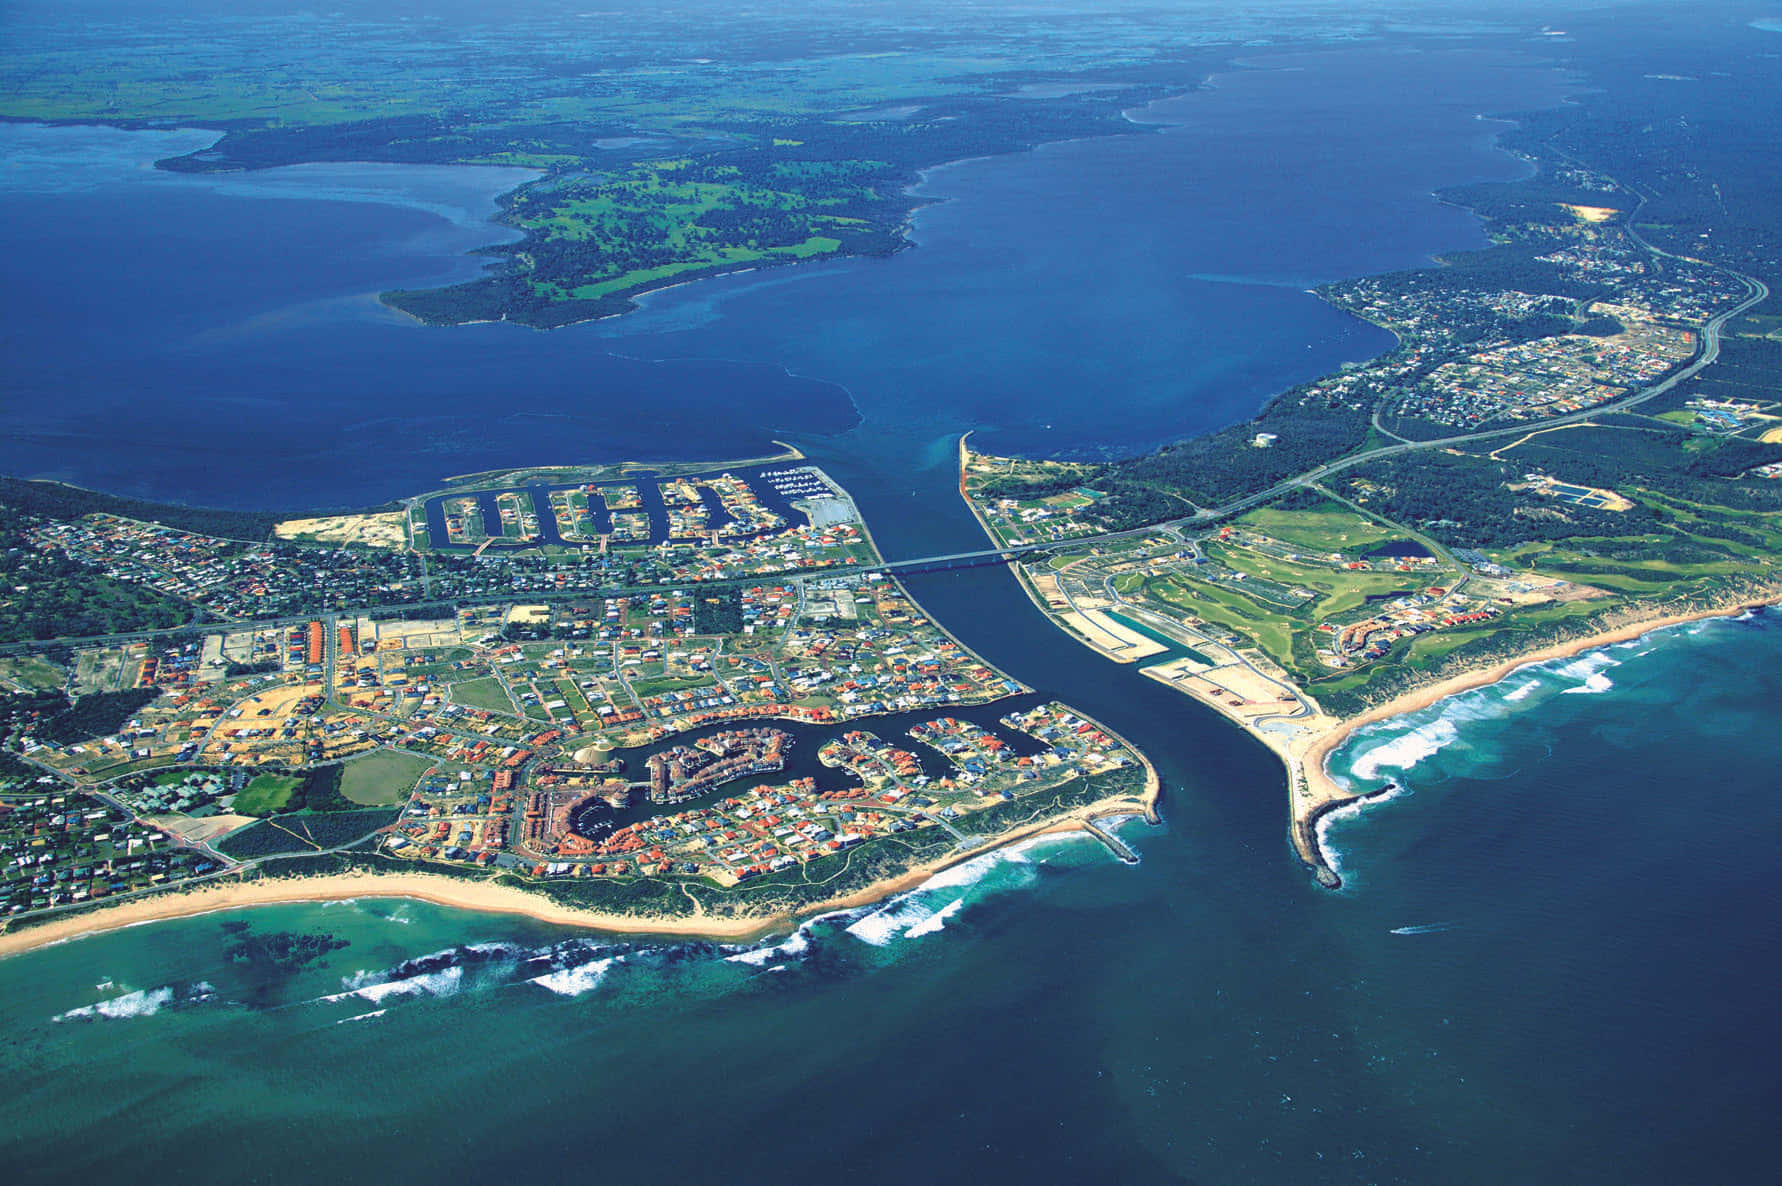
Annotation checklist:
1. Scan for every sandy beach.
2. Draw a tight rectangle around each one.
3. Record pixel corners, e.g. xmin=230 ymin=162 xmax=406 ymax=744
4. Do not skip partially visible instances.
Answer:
xmin=0 ymin=869 xmax=789 ymax=960
xmin=797 ymin=793 xmax=1156 ymax=916
xmin=0 ymin=781 xmax=1158 ymax=960
xmin=1292 ymin=598 xmax=1776 ymax=881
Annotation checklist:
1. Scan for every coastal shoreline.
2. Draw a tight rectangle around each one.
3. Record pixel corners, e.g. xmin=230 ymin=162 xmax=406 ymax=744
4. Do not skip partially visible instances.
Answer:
xmin=0 ymin=791 xmax=1157 ymax=961
xmin=1293 ymin=598 xmax=1776 ymax=884
xmin=0 ymin=435 xmax=1161 ymax=962
xmin=950 ymin=440 xmax=1774 ymax=887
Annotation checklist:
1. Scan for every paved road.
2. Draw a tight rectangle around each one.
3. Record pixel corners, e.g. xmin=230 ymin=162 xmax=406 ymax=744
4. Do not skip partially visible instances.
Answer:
xmin=5 ymin=226 xmax=1765 ymax=664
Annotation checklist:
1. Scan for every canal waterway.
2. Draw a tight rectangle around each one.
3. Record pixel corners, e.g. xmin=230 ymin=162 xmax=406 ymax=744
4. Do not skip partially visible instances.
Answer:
xmin=3 ymin=39 xmax=1779 ymax=1186
xmin=419 ymin=461 xmax=829 ymax=552
xmin=565 ymin=692 xmax=1056 ymax=841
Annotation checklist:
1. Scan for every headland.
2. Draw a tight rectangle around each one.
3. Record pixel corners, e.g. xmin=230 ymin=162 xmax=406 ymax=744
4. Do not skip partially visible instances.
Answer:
xmin=948 ymin=83 xmax=1782 ymax=886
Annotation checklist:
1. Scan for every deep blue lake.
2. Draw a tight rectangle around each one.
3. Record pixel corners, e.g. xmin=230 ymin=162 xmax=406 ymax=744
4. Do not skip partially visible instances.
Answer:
xmin=6 ymin=41 xmax=1778 ymax=1186
xmin=3 ymin=45 xmax=1566 ymax=529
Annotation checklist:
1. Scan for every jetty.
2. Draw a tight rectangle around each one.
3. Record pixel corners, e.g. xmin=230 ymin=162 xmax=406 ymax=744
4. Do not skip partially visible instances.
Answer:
xmin=1082 ymin=818 xmax=1140 ymax=864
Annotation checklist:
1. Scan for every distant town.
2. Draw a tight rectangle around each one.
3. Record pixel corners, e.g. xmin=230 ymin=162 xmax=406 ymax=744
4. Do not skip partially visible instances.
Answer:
xmin=960 ymin=169 xmax=1782 ymax=883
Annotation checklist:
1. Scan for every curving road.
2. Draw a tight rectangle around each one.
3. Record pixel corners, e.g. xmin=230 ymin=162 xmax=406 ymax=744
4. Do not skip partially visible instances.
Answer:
xmin=4 ymin=225 xmax=1766 ymax=662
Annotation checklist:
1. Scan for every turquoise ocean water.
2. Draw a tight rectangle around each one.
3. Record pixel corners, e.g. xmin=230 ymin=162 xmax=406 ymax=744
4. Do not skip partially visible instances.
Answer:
xmin=1 ymin=41 xmax=1777 ymax=1186
xmin=5 ymin=612 xmax=1779 ymax=1184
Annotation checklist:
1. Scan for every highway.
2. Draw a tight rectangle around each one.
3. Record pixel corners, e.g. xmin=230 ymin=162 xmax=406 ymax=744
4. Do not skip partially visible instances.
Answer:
xmin=4 ymin=232 xmax=1765 ymax=664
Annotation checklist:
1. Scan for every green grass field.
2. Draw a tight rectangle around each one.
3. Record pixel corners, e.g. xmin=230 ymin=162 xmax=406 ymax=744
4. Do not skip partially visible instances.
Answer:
xmin=449 ymin=676 xmax=515 ymax=714
xmin=1148 ymin=576 xmax=1297 ymax=669
xmin=627 ymin=673 xmax=717 ymax=700
xmin=1234 ymin=505 xmax=1402 ymax=553
xmin=337 ymin=750 xmax=434 ymax=807
xmin=0 ymin=656 xmax=66 ymax=692
xmin=234 ymin=773 xmax=303 ymax=816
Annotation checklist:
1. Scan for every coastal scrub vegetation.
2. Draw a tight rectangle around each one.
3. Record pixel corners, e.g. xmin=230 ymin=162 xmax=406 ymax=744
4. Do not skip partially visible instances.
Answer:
xmin=0 ymin=477 xmax=295 ymax=541
xmin=218 ymin=808 xmax=402 ymax=859
xmin=37 ymin=689 xmax=161 ymax=747
xmin=0 ymin=489 xmax=196 ymax=643
xmin=968 ymin=23 xmax=1782 ymax=727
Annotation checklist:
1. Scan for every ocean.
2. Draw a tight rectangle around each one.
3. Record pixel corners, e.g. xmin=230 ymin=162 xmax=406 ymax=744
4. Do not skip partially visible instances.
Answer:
xmin=3 ymin=42 xmax=1778 ymax=1186
xmin=5 ymin=610 xmax=1779 ymax=1184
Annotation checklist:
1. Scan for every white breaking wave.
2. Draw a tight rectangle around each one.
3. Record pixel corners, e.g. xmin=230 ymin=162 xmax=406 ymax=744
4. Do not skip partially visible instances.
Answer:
xmin=1564 ymin=672 xmax=1614 ymax=695
xmin=1553 ymin=651 xmax=1617 ymax=682
xmin=326 ymin=965 xmax=464 ymax=1005
xmin=1436 ymin=691 xmax=1512 ymax=725
xmin=1314 ymin=781 xmax=1411 ymax=886
xmin=920 ymin=843 xmax=1032 ymax=892
xmin=726 ymin=928 xmax=813 ymax=967
xmin=903 ymin=898 xmax=965 ymax=938
xmin=1350 ymin=719 xmax=1459 ymax=782
xmin=1502 ymin=680 xmax=1541 ymax=703
xmin=846 ymin=825 xmax=1119 ymax=948
xmin=55 ymin=985 xmax=175 ymax=1022
xmin=530 ymin=956 xmax=618 ymax=997
xmin=913 ymin=833 xmax=1064 ymax=895
xmin=336 ymin=1009 xmax=388 ymax=1024
xmin=846 ymin=898 xmax=939 ymax=947
xmin=410 ymin=946 xmax=465 ymax=965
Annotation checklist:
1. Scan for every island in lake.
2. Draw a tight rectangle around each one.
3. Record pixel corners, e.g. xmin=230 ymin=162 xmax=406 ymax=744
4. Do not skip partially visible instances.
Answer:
xmin=5 ymin=0 xmax=1782 ymax=928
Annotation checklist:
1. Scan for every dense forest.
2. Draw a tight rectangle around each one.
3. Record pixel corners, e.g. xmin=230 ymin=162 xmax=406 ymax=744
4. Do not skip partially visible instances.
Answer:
xmin=0 ymin=477 xmax=298 ymax=540
xmin=1337 ymin=452 xmax=1659 ymax=550
xmin=0 ymin=689 xmax=68 ymax=778
xmin=1086 ymin=397 xmax=1372 ymax=529
xmin=693 ymin=586 xmax=746 ymax=635
xmin=34 ymin=689 xmax=161 ymax=746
